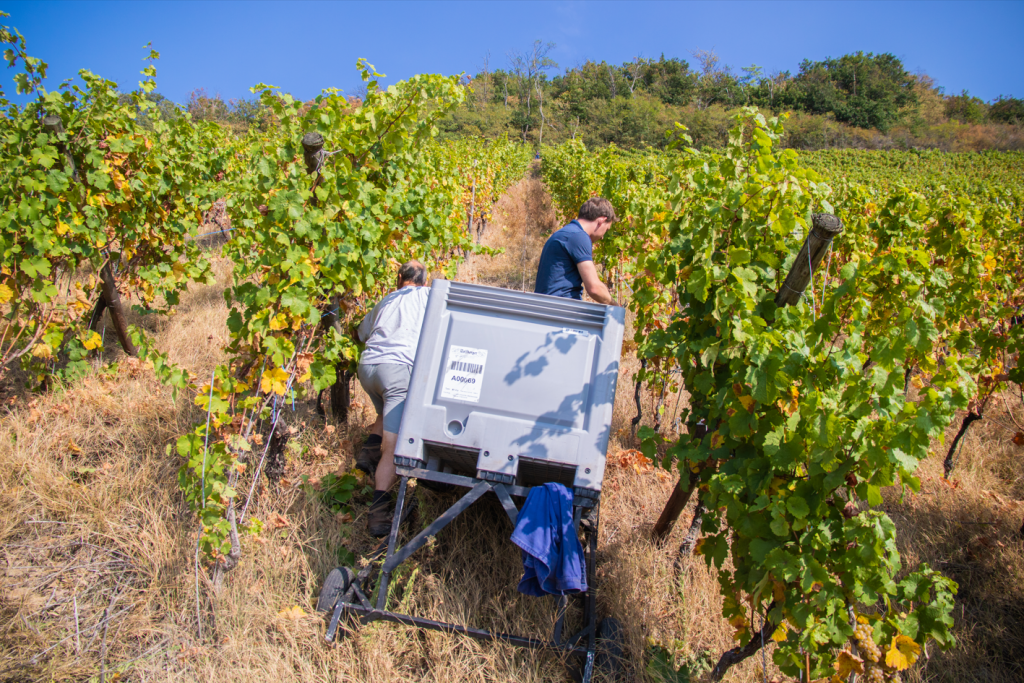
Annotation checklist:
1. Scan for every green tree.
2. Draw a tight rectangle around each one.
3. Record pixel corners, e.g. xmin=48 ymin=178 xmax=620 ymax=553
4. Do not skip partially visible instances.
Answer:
xmin=988 ymin=95 xmax=1024 ymax=124
xmin=782 ymin=52 xmax=918 ymax=132
xmin=944 ymin=90 xmax=988 ymax=124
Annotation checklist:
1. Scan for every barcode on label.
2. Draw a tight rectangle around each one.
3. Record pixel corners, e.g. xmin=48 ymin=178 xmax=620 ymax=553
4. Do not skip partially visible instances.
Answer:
xmin=450 ymin=360 xmax=483 ymax=374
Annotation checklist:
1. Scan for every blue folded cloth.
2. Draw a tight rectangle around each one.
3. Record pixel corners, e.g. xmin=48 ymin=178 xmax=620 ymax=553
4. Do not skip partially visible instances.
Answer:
xmin=510 ymin=482 xmax=587 ymax=596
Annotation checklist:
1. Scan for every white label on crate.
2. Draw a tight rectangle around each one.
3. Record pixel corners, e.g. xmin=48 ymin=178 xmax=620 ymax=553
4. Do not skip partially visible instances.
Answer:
xmin=561 ymin=327 xmax=590 ymax=338
xmin=440 ymin=345 xmax=488 ymax=402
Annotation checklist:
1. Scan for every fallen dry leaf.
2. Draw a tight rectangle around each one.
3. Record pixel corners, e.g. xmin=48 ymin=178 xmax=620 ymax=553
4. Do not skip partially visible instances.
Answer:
xmin=277 ymin=605 xmax=306 ymax=619
xmin=313 ymin=445 xmax=328 ymax=458
xmin=270 ymin=512 xmax=289 ymax=529
xmin=615 ymin=449 xmax=653 ymax=473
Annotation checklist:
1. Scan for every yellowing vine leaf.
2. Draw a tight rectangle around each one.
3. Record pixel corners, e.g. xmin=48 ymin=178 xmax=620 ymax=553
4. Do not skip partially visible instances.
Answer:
xmin=0 ymin=283 xmax=12 ymax=303
xmin=31 ymin=343 xmax=52 ymax=359
xmin=885 ymin=635 xmax=920 ymax=671
xmin=738 ymin=395 xmax=756 ymax=412
xmin=771 ymin=620 xmax=789 ymax=642
xmin=261 ymin=367 xmax=290 ymax=395
xmin=834 ymin=650 xmax=864 ymax=677
xmin=82 ymin=330 xmax=102 ymax=350
xmin=269 ymin=313 xmax=289 ymax=331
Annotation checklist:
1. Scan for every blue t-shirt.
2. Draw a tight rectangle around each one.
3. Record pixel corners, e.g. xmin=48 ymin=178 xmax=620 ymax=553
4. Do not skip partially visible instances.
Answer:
xmin=534 ymin=220 xmax=593 ymax=300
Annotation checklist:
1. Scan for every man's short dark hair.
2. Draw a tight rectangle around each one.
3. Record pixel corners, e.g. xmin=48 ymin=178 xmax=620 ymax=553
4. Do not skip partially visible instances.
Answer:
xmin=398 ymin=260 xmax=426 ymax=286
xmin=578 ymin=197 xmax=618 ymax=223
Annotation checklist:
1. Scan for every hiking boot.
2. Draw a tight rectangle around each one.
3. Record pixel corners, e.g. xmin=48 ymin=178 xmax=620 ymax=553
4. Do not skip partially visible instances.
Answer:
xmin=355 ymin=438 xmax=382 ymax=476
xmin=367 ymin=493 xmax=417 ymax=538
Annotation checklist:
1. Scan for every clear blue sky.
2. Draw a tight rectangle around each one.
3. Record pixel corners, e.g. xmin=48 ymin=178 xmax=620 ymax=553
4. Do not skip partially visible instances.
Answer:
xmin=4 ymin=0 xmax=1022 ymax=105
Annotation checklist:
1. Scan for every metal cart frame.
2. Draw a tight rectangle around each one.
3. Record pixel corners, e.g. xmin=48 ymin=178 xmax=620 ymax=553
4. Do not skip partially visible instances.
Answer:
xmin=319 ymin=463 xmax=604 ymax=682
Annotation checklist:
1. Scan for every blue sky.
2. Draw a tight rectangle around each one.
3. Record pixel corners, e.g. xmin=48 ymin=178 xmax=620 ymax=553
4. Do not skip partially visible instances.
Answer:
xmin=4 ymin=1 xmax=1022 ymax=105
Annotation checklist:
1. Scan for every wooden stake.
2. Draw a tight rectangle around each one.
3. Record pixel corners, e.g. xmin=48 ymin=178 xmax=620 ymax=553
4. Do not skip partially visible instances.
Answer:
xmin=774 ymin=214 xmax=843 ymax=309
xmin=41 ymin=114 xmax=79 ymax=182
xmin=301 ymin=132 xmax=325 ymax=174
xmin=653 ymin=468 xmax=700 ymax=542
xmin=99 ymin=263 xmax=137 ymax=357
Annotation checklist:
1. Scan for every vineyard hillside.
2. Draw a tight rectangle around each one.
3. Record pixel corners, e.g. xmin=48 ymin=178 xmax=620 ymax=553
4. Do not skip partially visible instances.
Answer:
xmin=2 ymin=163 xmax=1023 ymax=683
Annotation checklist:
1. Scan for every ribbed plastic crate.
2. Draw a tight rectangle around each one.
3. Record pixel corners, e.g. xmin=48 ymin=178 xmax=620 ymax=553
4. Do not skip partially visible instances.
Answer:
xmin=393 ymin=280 xmax=625 ymax=499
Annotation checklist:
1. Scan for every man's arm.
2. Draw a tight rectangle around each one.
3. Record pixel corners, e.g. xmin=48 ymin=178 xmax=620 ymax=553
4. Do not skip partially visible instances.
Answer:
xmin=577 ymin=260 xmax=614 ymax=305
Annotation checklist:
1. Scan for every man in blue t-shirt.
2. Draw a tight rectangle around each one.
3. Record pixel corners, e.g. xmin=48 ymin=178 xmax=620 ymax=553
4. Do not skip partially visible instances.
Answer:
xmin=534 ymin=197 xmax=617 ymax=304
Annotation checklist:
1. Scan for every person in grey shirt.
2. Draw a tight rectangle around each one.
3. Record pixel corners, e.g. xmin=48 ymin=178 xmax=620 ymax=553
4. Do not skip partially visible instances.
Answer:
xmin=355 ymin=260 xmax=429 ymax=537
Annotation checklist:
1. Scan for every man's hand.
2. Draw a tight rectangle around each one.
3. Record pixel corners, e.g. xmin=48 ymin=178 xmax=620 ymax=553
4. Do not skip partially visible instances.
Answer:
xmin=578 ymin=260 xmax=614 ymax=305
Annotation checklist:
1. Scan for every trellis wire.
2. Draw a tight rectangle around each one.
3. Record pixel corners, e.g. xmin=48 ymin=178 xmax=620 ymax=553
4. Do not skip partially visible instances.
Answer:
xmin=196 ymin=227 xmax=236 ymax=239
xmin=240 ymin=345 xmax=305 ymax=522
xmin=194 ymin=368 xmax=215 ymax=641
xmin=760 ymin=611 xmax=767 ymax=682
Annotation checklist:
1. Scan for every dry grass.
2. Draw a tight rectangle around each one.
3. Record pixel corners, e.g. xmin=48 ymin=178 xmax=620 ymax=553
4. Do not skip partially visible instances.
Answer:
xmin=1 ymin=173 xmax=1022 ymax=682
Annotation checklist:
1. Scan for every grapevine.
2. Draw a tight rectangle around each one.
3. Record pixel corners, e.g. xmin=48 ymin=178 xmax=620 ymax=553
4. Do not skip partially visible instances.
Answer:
xmin=0 ymin=18 xmax=231 ymax=389
xmin=174 ymin=64 xmax=530 ymax=571
xmin=541 ymin=108 xmax=1023 ymax=680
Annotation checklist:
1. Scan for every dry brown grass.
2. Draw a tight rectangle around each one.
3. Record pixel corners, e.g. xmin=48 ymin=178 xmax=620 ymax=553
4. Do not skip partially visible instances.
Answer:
xmin=1 ymin=175 xmax=1022 ymax=682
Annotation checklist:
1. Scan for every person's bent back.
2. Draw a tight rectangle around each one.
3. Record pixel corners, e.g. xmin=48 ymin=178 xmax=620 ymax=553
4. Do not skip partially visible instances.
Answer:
xmin=534 ymin=197 xmax=616 ymax=305
xmin=355 ymin=260 xmax=429 ymax=537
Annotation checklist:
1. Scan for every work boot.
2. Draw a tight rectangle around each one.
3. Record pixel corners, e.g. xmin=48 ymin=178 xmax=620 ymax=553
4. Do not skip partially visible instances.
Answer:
xmin=367 ymin=492 xmax=418 ymax=538
xmin=354 ymin=436 xmax=382 ymax=476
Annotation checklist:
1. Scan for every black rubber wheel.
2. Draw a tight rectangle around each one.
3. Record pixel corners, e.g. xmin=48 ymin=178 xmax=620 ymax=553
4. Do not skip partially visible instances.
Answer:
xmin=595 ymin=618 xmax=625 ymax=681
xmin=316 ymin=566 xmax=354 ymax=614
xmin=566 ymin=617 xmax=626 ymax=683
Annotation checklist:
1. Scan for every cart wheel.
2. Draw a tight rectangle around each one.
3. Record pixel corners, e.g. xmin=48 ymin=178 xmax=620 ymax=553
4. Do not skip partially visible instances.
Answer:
xmin=595 ymin=618 xmax=625 ymax=680
xmin=316 ymin=566 xmax=355 ymax=614
xmin=566 ymin=617 xmax=625 ymax=682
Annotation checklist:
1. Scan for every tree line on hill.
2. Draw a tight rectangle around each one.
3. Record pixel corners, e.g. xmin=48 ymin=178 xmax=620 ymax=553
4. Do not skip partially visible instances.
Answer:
xmin=140 ymin=42 xmax=1024 ymax=152
xmin=441 ymin=42 xmax=1024 ymax=151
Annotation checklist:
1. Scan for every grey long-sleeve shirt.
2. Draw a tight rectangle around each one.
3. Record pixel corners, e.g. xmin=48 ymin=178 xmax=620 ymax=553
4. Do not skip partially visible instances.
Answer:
xmin=357 ymin=285 xmax=429 ymax=366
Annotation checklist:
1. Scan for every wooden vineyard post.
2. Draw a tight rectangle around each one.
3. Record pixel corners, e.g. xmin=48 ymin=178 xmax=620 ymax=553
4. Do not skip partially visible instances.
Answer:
xmin=302 ymin=131 xmax=325 ymax=206
xmin=774 ymin=214 xmax=844 ymax=309
xmin=651 ymin=420 xmax=706 ymax=541
xmin=43 ymin=114 xmax=136 ymax=356
xmin=303 ymin=132 xmax=350 ymax=420
xmin=651 ymin=214 xmax=843 ymax=542
xmin=468 ymin=177 xmax=477 ymax=243
xmin=652 ymin=469 xmax=699 ymax=541
xmin=302 ymin=131 xmax=325 ymax=174
xmin=320 ymin=296 xmax=351 ymax=422
xmin=99 ymin=262 xmax=138 ymax=357
xmin=41 ymin=114 xmax=79 ymax=182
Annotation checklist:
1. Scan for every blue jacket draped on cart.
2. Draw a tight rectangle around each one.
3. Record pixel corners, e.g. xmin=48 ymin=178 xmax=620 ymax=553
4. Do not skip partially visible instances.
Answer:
xmin=510 ymin=482 xmax=587 ymax=596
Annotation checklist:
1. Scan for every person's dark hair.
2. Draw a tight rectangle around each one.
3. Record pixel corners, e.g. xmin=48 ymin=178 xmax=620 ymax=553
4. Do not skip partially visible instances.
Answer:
xmin=398 ymin=260 xmax=427 ymax=286
xmin=578 ymin=197 xmax=618 ymax=223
